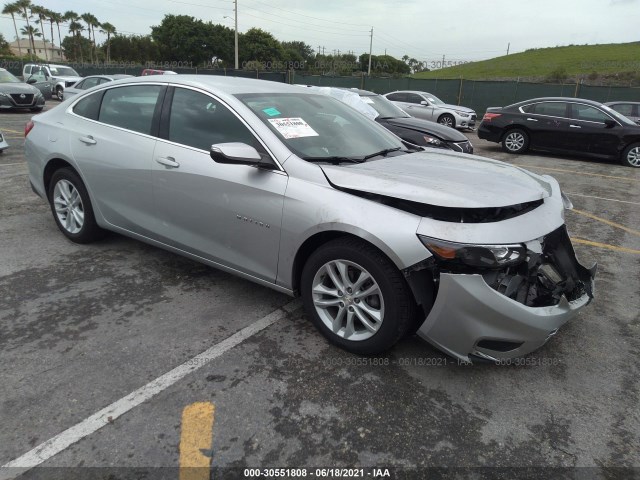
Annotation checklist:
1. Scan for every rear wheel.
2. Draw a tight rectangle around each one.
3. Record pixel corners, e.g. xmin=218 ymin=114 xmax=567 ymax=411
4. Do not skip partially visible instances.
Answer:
xmin=301 ymin=237 xmax=417 ymax=355
xmin=438 ymin=113 xmax=455 ymax=128
xmin=48 ymin=168 xmax=105 ymax=243
xmin=621 ymin=143 xmax=640 ymax=168
xmin=502 ymin=128 xmax=529 ymax=154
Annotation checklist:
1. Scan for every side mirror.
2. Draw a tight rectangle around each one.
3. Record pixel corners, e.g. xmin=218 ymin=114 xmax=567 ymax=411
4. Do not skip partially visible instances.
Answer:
xmin=210 ymin=142 xmax=275 ymax=168
xmin=604 ymin=119 xmax=616 ymax=128
xmin=420 ymin=100 xmax=430 ymax=106
xmin=26 ymin=78 xmax=37 ymax=84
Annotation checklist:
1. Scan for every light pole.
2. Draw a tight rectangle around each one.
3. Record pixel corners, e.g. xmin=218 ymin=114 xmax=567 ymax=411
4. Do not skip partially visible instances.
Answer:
xmin=223 ymin=4 xmax=239 ymax=70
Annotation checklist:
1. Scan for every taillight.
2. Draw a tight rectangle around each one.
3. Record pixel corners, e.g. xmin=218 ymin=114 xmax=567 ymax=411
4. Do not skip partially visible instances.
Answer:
xmin=25 ymin=120 xmax=34 ymax=137
xmin=482 ymin=113 xmax=502 ymax=122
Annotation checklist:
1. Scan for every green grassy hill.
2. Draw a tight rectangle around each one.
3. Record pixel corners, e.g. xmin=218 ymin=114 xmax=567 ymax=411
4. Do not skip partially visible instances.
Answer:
xmin=413 ymin=42 xmax=640 ymax=82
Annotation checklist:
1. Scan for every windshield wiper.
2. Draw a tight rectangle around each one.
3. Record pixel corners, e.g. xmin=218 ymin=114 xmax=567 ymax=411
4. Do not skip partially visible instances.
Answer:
xmin=361 ymin=147 xmax=404 ymax=161
xmin=302 ymin=156 xmax=366 ymax=165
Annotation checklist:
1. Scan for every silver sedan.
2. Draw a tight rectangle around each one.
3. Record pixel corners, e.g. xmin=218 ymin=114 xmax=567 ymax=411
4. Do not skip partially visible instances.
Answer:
xmin=62 ymin=74 xmax=134 ymax=101
xmin=24 ymin=75 xmax=595 ymax=362
xmin=384 ymin=90 xmax=477 ymax=129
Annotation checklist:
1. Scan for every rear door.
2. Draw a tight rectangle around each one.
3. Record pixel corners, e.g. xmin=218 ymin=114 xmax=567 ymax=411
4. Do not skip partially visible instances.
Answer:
xmin=524 ymin=101 xmax=572 ymax=151
xmin=68 ymin=84 xmax=165 ymax=236
xmin=151 ymin=86 xmax=287 ymax=282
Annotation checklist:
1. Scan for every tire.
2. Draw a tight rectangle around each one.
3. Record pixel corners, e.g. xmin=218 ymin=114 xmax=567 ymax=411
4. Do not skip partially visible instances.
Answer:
xmin=55 ymin=86 xmax=64 ymax=101
xmin=301 ymin=237 xmax=417 ymax=355
xmin=437 ymin=113 xmax=455 ymax=128
xmin=621 ymin=143 xmax=640 ymax=168
xmin=48 ymin=168 xmax=105 ymax=243
xmin=30 ymin=107 xmax=43 ymax=112
xmin=501 ymin=128 xmax=530 ymax=154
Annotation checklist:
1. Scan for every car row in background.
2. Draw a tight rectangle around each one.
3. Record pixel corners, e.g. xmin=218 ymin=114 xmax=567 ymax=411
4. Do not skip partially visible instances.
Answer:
xmin=384 ymin=90 xmax=477 ymax=130
xmin=298 ymin=85 xmax=473 ymax=153
xmin=478 ymin=97 xmax=640 ymax=167
xmin=62 ymin=74 xmax=134 ymax=100
xmin=0 ymin=68 xmax=45 ymax=112
xmin=22 ymin=63 xmax=82 ymax=101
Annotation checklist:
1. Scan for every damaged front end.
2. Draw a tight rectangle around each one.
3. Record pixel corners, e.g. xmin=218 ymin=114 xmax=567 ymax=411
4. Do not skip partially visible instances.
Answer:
xmin=407 ymin=225 xmax=596 ymax=363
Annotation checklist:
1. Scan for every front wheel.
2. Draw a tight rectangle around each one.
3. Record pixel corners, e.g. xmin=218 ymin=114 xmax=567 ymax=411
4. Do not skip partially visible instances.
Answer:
xmin=502 ymin=128 xmax=530 ymax=154
xmin=438 ymin=113 xmax=456 ymax=128
xmin=55 ymin=86 xmax=64 ymax=101
xmin=621 ymin=143 xmax=640 ymax=168
xmin=48 ymin=168 xmax=105 ymax=243
xmin=301 ymin=237 xmax=417 ymax=355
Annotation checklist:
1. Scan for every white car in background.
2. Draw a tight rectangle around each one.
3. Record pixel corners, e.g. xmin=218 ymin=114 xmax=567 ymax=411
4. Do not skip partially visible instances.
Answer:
xmin=384 ymin=90 xmax=477 ymax=130
xmin=62 ymin=74 xmax=134 ymax=101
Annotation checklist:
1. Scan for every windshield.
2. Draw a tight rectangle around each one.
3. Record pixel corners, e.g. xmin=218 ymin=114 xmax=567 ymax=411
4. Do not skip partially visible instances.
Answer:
xmin=362 ymin=95 xmax=409 ymax=119
xmin=422 ymin=93 xmax=445 ymax=105
xmin=0 ymin=70 xmax=21 ymax=83
xmin=601 ymin=104 xmax=638 ymax=127
xmin=236 ymin=93 xmax=407 ymax=161
xmin=50 ymin=66 xmax=79 ymax=77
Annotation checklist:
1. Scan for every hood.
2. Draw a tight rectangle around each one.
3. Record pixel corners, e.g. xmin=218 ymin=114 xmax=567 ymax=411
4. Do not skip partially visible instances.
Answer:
xmin=441 ymin=104 xmax=475 ymax=114
xmin=382 ymin=117 xmax=469 ymax=142
xmin=0 ymin=82 xmax=40 ymax=95
xmin=320 ymin=151 xmax=552 ymax=209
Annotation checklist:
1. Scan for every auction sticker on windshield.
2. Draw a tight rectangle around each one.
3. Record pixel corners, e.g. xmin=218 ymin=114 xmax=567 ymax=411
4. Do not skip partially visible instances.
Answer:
xmin=268 ymin=117 xmax=319 ymax=139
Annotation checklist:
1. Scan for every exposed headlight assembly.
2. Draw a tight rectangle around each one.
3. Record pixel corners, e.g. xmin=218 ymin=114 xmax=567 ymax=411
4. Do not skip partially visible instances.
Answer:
xmin=418 ymin=236 xmax=526 ymax=269
xmin=456 ymin=112 xmax=470 ymax=118
xmin=423 ymin=135 xmax=442 ymax=146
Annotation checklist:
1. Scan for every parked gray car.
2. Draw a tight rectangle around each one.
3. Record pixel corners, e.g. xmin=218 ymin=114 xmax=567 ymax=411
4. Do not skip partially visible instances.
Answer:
xmin=24 ymin=76 xmax=595 ymax=362
xmin=0 ymin=68 xmax=45 ymax=111
xmin=605 ymin=101 xmax=640 ymax=125
xmin=62 ymin=74 xmax=134 ymax=101
xmin=384 ymin=90 xmax=477 ymax=129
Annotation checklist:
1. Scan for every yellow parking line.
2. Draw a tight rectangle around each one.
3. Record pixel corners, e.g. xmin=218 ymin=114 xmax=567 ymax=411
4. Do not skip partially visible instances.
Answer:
xmin=569 ymin=209 xmax=640 ymax=238
xmin=572 ymin=238 xmax=640 ymax=254
xmin=513 ymin=165 xmax=640 ymax=183
xmin=179 ymin=402 xmax=215 ymax=480
xmin=1 ymin=128 xmax=24 ymax=136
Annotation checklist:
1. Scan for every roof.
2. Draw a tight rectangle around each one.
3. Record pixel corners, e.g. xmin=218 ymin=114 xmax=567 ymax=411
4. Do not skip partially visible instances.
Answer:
xmin=82 ymin=74 xmax=134 ymax=80
xmin=509 ymin=97 xmax=607 ymax=107
xmin=111 ymin=74 xmax=310 ymax=95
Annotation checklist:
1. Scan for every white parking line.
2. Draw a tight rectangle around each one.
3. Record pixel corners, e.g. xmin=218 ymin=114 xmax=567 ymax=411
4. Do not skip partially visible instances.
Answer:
xmin=565 ymin=192 xmax=640 ymax=206
xmin=0 ymin=163 xmax=26 ymax=167
xmin=0 ymin=299 xmax=301 ymax=480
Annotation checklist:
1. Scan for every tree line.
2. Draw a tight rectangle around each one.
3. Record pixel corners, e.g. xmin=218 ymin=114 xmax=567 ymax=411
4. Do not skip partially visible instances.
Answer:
xmin=1 ymin=5 xmax=429 ymax=75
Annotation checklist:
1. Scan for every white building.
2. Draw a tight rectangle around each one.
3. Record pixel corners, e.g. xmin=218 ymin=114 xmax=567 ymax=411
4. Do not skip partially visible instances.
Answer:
xmin=9 ymin=39 xmax=64 ymax=61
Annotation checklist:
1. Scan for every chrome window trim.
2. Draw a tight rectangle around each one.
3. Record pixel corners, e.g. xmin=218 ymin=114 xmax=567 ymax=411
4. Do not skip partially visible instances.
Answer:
xmin=518 ymin=100 xmax=621 ymax=126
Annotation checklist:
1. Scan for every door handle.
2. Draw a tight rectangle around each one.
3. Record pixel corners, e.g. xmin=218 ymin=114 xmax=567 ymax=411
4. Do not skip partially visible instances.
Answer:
xmin=156 ymin=156 xmax=180 ymax=168
xmin=569 ymin=124 xmax=582 ymax=129
xmin=526 ymin=117 xmax=538 ymax=122
xmin=79 ymin=135 xmax=96 ymax=145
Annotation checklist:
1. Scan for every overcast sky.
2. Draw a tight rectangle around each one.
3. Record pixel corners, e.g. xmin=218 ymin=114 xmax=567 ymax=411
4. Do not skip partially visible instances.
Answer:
xmin=1 ymin=0 xmax=638 ymax=64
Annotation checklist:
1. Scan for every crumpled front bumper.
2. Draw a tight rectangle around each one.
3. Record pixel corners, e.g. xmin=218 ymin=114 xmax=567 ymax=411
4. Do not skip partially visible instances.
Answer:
xmin=417 ymin=272 xmax=593 ymax=363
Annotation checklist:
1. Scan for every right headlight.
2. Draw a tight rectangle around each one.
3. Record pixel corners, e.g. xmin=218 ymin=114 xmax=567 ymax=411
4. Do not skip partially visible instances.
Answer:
xmin=423 ymin=135 xmax=442 ymax=146
xmin=418 ymin=236 xmax=526 ymax=269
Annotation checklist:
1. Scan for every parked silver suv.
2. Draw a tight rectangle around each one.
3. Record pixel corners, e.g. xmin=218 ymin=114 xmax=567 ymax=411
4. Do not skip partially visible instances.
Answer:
xmin=384 ymin=90 xmax=477 ymax=129
xmin=24 ymin=76 xmax=595 ymax=362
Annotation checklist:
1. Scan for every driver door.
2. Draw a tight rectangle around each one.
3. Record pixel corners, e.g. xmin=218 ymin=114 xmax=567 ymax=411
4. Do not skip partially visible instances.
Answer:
xmin=26 ymin=67 xmax=52 ymax=99
xmin=152 ymin=86 xmax=288 ymax=283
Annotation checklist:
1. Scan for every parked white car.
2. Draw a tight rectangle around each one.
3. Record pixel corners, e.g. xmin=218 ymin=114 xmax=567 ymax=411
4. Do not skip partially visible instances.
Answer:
xmin=384 ymin=90 xmax=477 ymax=130
xmin=62 ymin=74 xmax=134 ymax=101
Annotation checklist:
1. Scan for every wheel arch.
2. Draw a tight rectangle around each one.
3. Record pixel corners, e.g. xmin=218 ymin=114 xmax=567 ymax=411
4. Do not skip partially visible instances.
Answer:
xmin=500 ymin=124 xmax=531 ymax=141
xmin=43 ymin=158 xmax=77 ymax=196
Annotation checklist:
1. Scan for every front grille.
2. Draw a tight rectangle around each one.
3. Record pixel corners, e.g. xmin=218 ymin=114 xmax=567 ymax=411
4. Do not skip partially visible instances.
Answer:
xmin=483 ymin=226 xmax=594 ymax=307
xmin=470 ymin=114 xmax=477 ymax=121
xmin=10 ymin=93 xmax=34 ymax=105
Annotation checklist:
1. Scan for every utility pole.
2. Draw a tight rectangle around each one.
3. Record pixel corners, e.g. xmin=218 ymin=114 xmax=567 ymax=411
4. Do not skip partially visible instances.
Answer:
xmin=234 ymin=0 xmax=239 ymax=69
xmin=506 ymin=42 xmax=510 ymax=55
xmin=317 ymin=45 xmax=321 ymax=56
xmin=441 ymin=54 xmax=445 ymax=68
xmin=367 ymin=26 xmax=373 ymax=76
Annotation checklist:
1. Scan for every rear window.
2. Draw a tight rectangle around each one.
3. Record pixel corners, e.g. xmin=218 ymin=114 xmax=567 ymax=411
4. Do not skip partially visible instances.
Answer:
xmin=386 ymin=92 xmax=406 ymax=102
xmin=98 ymin=85 xmax=163 ymax=135
xmin=72 ymin=91 xmax=103 ymax=120
xmin=532 ymin=102 xmax=568 ymax=118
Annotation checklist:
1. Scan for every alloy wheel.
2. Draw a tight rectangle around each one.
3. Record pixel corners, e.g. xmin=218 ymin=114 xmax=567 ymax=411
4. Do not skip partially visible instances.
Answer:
xmin=439 ymin=116 xmax=454 ymax=128
xmin=311 ymin=259 xmax=385 ymax=341
xmin=627 ymin=146 xmax=640 ymax=167
xmin=53 ymin=179 xmax=84 ymax=234
xmin=505 ymin=132 xmax=525 ymax=151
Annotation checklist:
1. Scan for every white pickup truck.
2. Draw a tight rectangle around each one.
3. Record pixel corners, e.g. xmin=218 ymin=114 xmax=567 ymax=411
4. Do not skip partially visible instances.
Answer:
xmin=22 ymin=64 xmax=82 ymax=101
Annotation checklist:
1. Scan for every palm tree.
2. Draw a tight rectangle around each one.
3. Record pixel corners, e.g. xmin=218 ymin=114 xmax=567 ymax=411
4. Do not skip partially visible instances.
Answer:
xmin=100 ymin=22 xmax=116 ymax=63
xmin=43 ymin=8 xmax=57 ymax=60
xmin=80 ymin=13 xmax=94 ymax=62
xmin=30 ymin=5 xmax=48 ymax=60
xmin=15 ymin=0 xmax=35 ymax=55
xmin=88 ymin=14 xmax=100 ymax=62
xmin=50 ymin=10 xmax=63 ymax=58
xmin=2 ymin=2 xmax=23 ymax=57
xmin=68 ymin=20 xmax=83 ymax=62
xmin=63 ymin=10 xmax=80 ymax=60
xmin=20 ymin=24 xmax=40 ymax=59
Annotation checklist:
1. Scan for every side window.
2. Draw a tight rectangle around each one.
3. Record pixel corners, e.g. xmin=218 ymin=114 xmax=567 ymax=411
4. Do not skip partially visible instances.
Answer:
xmin=72 ymin=92 xmax=103 ymax=120
xmin=610 ymin=103 xmax=633 ymax=117
xmin=571 ymin=104 xmax=610 ymax=123
xmin=97 ymin=78 xmax=111 ymax=85
xmin=80 ymin=78 xmax=100 ymax=90
xmin=386 ymin=92 xmax=406 ymax=102
xmin=98 ymin=85 xmax=162 ymax=135
xmin=533 ymin=102 xmax=568 ymax=118
xmin=31 ymin=67 xmax=47 ymax=81
xmin=405 ymin=93 xmax=424 ymax=104
xmin=520 ymin=104 xmax=535 ymax=113
xmin=74 ymin=80 xmax=86 ymax=90
xmin=168 ymin=87 xmax=260 ymax=152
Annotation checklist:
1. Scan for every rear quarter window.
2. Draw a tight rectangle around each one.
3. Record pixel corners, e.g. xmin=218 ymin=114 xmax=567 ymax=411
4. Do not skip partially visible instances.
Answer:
xmin=72 ymin=91 xmax=104 ymax=120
